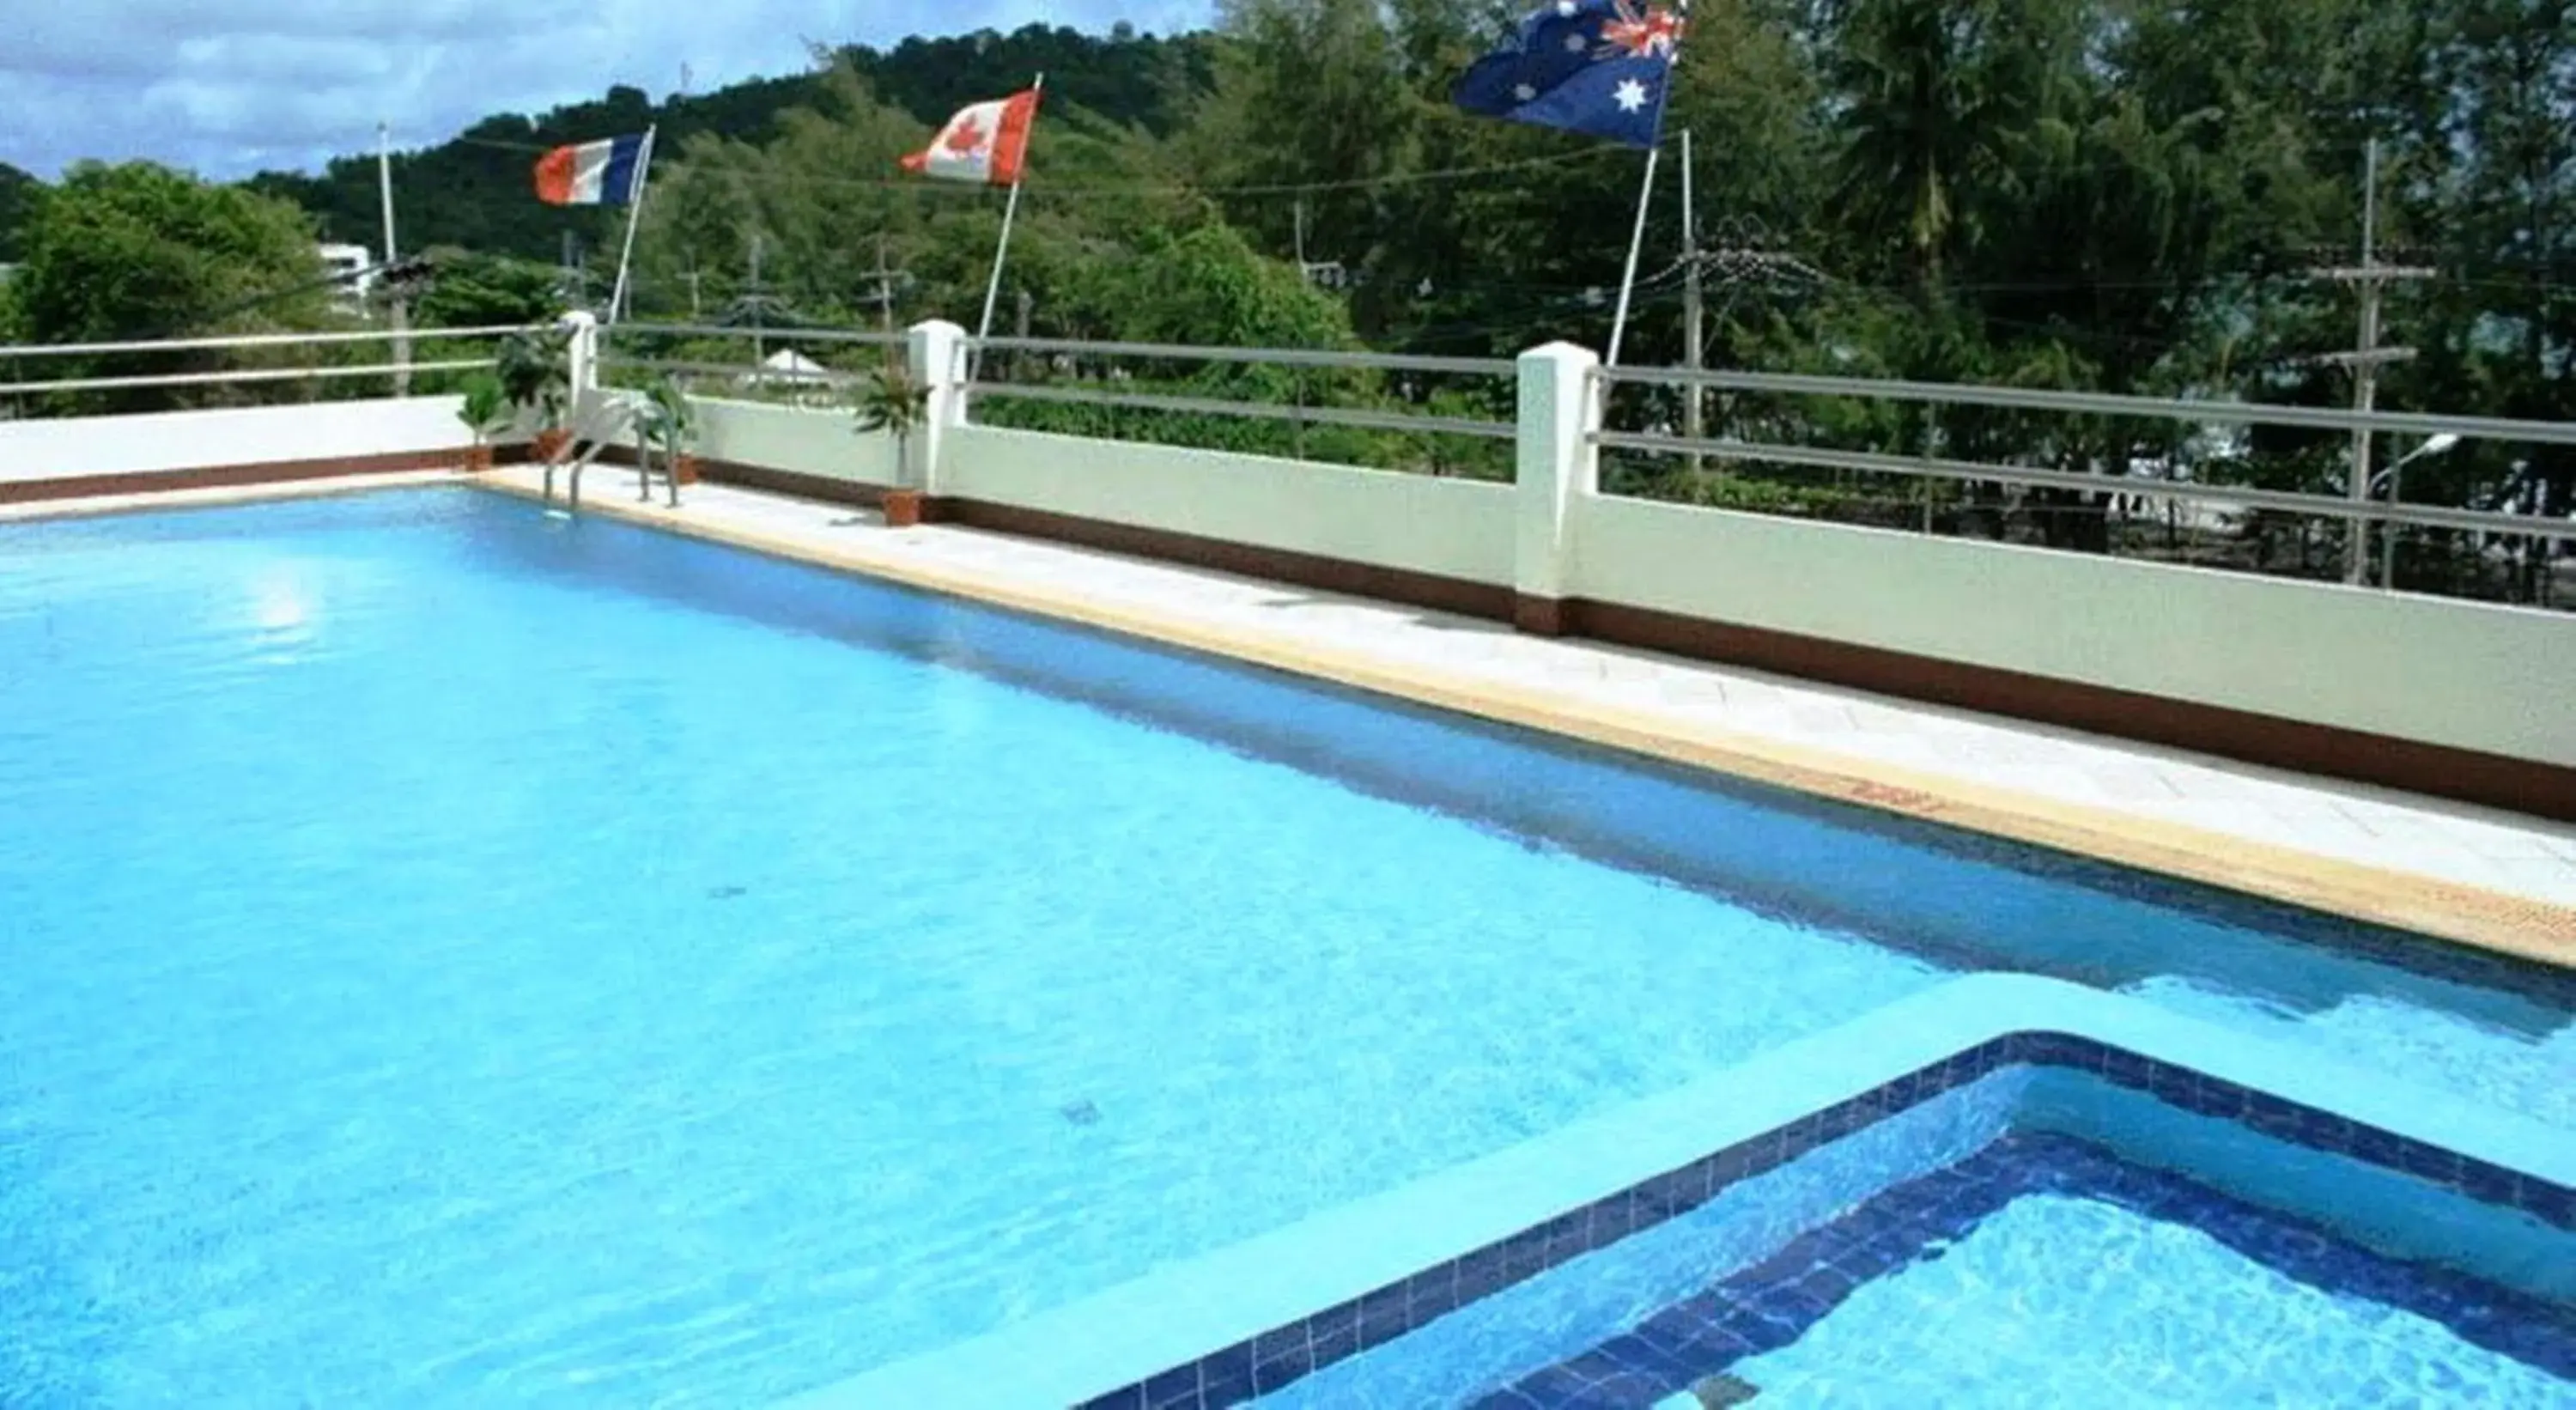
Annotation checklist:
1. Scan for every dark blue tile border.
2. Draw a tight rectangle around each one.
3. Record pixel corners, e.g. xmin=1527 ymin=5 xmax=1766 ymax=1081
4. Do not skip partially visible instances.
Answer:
xmin=1076 ymin=1034 xmax=2575 ymax=1408
xmin=1485 ymin=1132 xmax=2576 ymax=1407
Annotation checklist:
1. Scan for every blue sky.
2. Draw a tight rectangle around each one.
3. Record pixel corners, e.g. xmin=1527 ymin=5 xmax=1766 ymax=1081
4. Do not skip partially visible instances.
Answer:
xmin=6 ymin=1 xmax=1209 ymax=181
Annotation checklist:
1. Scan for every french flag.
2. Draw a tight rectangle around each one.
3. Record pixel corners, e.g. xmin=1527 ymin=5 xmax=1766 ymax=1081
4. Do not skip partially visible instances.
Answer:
xmin=533 ymin=133 xmax=649 ymax=206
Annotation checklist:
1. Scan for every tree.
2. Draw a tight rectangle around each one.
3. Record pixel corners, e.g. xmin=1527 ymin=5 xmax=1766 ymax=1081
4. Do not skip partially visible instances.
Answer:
xmin=15 ymin=161 xmax=326 ymax=346
xmin=10 ymin=162 xmax=331 ymax=412
xmin=414 ymin=248 xmax=564 ymax=327
xmin=0 ymin=161 xmax=38 ymax=264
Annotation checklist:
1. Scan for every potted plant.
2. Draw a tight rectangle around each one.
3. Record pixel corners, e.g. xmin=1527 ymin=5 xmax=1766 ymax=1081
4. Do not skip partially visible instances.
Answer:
xmin=496 ymin=325 xmax=573 ymax=461
xmin=851 ymin=359 xmax=932 ymax=527
xmin=635 ymin=376 xmax=699 ymax=491
xmin=454 ymin=371 xmax=510 ymax=472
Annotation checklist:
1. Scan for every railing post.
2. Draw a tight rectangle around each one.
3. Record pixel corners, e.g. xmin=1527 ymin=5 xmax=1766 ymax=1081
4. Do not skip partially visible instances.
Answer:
xmin=1513 ymin=341 xmax=1600 ymax=635
xmin=906 ymin=319 xmax=967 ymax=497
xmin=562 ymin=311 xmax=599 ymax=396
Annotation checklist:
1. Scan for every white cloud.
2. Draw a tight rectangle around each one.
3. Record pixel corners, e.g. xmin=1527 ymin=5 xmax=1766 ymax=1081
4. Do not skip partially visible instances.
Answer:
xmin=3 ymin=0 xmax=1211 ymax=179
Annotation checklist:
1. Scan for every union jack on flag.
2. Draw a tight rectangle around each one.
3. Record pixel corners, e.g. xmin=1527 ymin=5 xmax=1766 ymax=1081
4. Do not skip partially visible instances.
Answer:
xmin=1453 ymin=0 xmax=1688 ymax=148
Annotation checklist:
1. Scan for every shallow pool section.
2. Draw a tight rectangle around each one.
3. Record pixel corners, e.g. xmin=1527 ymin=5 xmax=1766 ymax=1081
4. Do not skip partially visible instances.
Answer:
xmin=1224 ymin=1015 xmax=2573 ymax=1410
xmin=1479 ymin=1136 xmax=2571 ymax=1408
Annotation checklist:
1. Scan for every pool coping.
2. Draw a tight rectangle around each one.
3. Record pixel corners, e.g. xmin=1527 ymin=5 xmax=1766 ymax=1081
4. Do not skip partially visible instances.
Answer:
xmin=775 ymin=973 xmax=2573 ymax=1409
xmin=442 ymin=471 xmax=2576 ymax=970
xmin=0 ymin=467 xmax=465 ymax=524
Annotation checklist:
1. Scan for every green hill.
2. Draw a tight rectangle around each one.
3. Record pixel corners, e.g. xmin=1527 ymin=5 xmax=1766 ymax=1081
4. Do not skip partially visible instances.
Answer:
xmin=243 ymin=24 xmax=1218 ymax=262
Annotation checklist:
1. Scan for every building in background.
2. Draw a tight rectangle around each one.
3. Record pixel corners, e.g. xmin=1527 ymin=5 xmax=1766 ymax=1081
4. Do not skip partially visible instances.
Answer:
xmin=317 ymin=243 xmax=375 ymax=313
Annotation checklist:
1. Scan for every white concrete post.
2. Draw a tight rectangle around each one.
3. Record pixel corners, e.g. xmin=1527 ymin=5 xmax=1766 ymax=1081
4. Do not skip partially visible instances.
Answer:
xmin=1513 ymin=340 xmax=1600 ymax=635
xmin=562 ymin=311 xmax=598 ymax=394
xmin=905 ymin=319 xmax=968 ymax=495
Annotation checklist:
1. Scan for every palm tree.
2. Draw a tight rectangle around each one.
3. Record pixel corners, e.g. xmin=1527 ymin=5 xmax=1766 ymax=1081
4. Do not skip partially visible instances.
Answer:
xmin=1827 ymin=0 xmax=2064 ymax=297
xmin=851 ymin=358 xmax=932 ymax=526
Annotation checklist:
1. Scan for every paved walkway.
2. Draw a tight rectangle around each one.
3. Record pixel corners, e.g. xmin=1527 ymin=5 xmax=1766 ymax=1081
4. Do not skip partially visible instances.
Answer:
xmin=482 ymin=465 xmax=2576 ymax=965
xmin=15 ymin=467 xmax=2570 ymax=963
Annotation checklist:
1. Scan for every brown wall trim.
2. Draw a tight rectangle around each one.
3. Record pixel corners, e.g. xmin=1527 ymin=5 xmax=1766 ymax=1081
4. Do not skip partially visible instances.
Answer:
xmin=666 ymin=453 xmax=890 ymax=510
xmin=1560 ymin=597 xmax=2576 ymax=823
xmin=0 ymin=446 xmax=477 ymax=506
xmin=936 ymin=495 xmax=1518 ymax=623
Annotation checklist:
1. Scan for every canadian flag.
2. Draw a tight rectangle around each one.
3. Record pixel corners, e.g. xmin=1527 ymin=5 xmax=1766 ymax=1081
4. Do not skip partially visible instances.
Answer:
xmin=900 ymin=89 xmax=1041 ymax=185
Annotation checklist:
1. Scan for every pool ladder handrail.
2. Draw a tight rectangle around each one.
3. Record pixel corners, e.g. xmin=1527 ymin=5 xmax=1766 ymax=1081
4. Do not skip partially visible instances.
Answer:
xmin=539 ymin=400 xmax=643 ymax=512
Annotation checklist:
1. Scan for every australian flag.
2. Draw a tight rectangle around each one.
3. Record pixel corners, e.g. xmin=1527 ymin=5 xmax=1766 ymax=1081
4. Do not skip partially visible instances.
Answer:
xmin=1453 ymin=0 xmax=1687 ymax=148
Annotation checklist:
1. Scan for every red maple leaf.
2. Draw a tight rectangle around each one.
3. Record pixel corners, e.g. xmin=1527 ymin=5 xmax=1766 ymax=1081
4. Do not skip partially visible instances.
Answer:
xmin=944 ymin=114 xmax=990 ymax=156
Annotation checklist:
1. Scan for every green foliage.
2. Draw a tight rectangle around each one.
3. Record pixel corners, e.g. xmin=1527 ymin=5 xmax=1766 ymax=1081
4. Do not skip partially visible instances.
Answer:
xmin=241 ymin=26 xmax=1221 ymax=264
xmin=10 ymin=4 xmax=2566 ymax=573
xmin=416 ymin=249 xmax=562 ymax=328
xmin=456 ymin=371 xmax=512 ymax=441
xmin=13 ymin=161 xmax=325 ymax=346
xmin=850 ymin=359 xmax=930 ymax=439
xmin=635 ymin=375 xmax=696 ymax=453
xmin=495 ymin=325 xmax=572 ymax=428
xmin=0 ymin=161 xmax=38 ymax=263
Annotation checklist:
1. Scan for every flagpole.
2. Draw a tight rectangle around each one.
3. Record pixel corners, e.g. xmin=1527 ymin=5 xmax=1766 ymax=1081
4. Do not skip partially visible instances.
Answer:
xmin=974 ymin=75 xmax=1043 ymax=362
xmin=607 ymin=125 xmax=658 ymax=325
xmin=378 ymin=120 xmax=411 ymax=396
xmin=1605 ymin=143 xmax=1660 ymax=368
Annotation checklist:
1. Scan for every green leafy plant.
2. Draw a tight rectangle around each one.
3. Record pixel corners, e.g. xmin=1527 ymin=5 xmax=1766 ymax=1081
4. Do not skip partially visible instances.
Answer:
xmin=495 ymin=324 xmax=571 ymax=433
xmin=455 ymin=370 xmax=510 ymax=444
xmin=635 ymin=375 xmax=694 ymax=458
xmin=851 ymin=358 xmax=930 ymax=470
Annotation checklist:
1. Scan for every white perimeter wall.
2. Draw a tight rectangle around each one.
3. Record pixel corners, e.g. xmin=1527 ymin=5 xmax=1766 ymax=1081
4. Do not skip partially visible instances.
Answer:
xmin=1575 ymin=494 xmax=2576 ymax=767
xmin=686 ymin=396 xmax=899 ymax=488
xmin=944 ymin=422 xmax=1516 ymax=588
xmin=0 ymin=397 xmax=478 ymax=483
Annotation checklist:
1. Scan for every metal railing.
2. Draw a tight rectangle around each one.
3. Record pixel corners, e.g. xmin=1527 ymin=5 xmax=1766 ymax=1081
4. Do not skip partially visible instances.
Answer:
xmin=971 ymin=336 xmax=1515 ymax=379
xmin=604 ymin=321 xmax=902 ymax=349
xmin=599 ymin=326 xmax=1522 ymax=452
xmin=0 ymin=324 xmax=527 ymax=404
xmin=960 ymin=336 xmax=1519 ymax=447
xmin=1595 ymin=365 xmax=2576 ymax=593
xmin=0 ymin=324 xmax=527 ymax=361
xmin=596 ymin=322 xmax=902 ymax=404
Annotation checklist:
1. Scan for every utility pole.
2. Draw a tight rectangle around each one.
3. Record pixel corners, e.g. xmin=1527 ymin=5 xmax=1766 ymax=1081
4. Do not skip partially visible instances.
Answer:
xmin=1291 ymin=197 xmax=1345 ymax=290
xmin=748 ymin=233 xmax=765 ymax=368
xmin=378 ymin=121 xmax=411 ymax=396
xmin=561 ymin=230 xmax=591 ymax=311
xmin=1681 ymin=129 xmax=1704 ymax=474
xmin=866 ymin=234 xmax=902 ymax=337
xmin=2308 ymin=138 xmax=2433 ymax=586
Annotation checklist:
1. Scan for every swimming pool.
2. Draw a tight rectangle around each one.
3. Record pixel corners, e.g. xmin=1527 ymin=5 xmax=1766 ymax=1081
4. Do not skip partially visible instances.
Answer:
xmin=2 ymin=489 xmax=2567 ymax=1406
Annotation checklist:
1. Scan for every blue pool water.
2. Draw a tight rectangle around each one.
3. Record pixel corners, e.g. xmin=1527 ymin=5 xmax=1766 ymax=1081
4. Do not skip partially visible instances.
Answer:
xmin=1730 ymin=1191 xmax=2569 ymax=1408
xmin=3 ymin=489 xmax=2569 ymax=1406
xmin=1456 ymin=1132 xmax=2573 ymax=1408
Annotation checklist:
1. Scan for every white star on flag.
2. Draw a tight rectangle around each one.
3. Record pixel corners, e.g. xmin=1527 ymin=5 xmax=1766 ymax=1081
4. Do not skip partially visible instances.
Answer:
xmin=1514 ymin=82 xmax=1539 ymax=100
xmin=1613 ymin=78 xmax=1650 ymax=112
xmin=1565 ymin=32 xmax=1589 ymax=51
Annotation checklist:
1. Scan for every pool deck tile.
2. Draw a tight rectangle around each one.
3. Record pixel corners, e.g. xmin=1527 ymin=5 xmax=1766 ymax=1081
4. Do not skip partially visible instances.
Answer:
xmin=445 ymin=466 xmax=2576 ymax=966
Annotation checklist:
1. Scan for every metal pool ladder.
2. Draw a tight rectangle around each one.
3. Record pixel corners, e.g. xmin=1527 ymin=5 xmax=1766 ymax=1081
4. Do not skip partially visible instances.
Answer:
xmin=540 ymin=400 xmax=643 ymax=514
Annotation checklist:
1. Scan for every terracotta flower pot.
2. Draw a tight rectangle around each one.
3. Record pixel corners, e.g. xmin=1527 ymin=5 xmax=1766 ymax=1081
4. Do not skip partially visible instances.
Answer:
xmin=461 ymin=444 xmax=494 ymax=473
xmin=532 ymin=428 xmax=571 ymax=463
xmin=673 ymin=453 xmax=702 ymax=486
xmin=881 ymin=489 xmax=924 ymax=528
